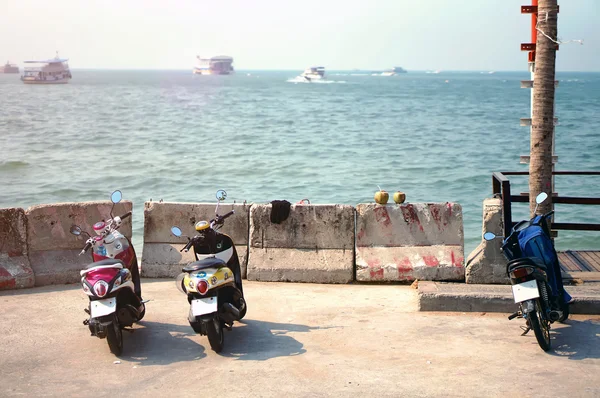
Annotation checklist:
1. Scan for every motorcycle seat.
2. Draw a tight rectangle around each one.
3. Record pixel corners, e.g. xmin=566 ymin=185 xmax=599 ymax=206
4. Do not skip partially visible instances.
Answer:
xmin=183 ymin=257 xmax=226 ymax=273
xmin=80 ymin=259 xmax=125 ymax=276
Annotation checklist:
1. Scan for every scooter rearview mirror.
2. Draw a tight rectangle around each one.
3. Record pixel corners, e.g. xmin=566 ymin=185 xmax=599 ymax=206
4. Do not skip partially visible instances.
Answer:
xmin=535 ymin=192 xmax=548 ymax=205
xmin=70 ymin=225 xmax=82 ymax=236
xmin=483 ymin=232 xmax=497 ymax=241
xmin=171 ymin=226 xmax=183 ymax=237
xmin=111 ymin=190 xmax=123 ymax=204
xmin=216 ymin=189 xmax=227 ymax=202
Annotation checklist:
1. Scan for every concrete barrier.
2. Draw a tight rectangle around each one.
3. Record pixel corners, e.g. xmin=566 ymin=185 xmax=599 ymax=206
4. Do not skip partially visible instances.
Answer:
xmin=0 ymin=208 xmax=35 ymax=290
xmin=247 ymin=204 xmax=354 ymax=283
xmin=355 ymin=203 xmax=464 ymax=282
xmin=141 ymin=202 xmax=250 ymax=278
xmin=26 ymin=201 xmax=132 ymax=286
xmin=465 ymin=197 xmax=508 ymax=284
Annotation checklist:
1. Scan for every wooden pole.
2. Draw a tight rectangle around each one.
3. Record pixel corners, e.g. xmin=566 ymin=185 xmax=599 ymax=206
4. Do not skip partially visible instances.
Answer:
xmin=529 ymin=0 xmax=558 ymax=216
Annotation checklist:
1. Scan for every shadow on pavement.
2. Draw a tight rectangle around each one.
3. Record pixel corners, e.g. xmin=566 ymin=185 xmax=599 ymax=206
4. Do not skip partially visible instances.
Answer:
xmin=221 ymin=319 xmax=338 ymax=361
xmin=120 ymin=321 xmax=206 ymax=365
xmin=550 ymin=319 xmax=600 ymax=360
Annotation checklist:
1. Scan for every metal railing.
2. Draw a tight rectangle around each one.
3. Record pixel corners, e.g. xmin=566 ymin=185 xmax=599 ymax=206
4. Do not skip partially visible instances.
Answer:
xmin=492 ymin=171 xmax=600 ymax=238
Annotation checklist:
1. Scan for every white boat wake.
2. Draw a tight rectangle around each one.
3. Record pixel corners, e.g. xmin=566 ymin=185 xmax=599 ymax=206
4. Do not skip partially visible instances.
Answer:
xmin=286 ymin=76 xmax=346 ymax=84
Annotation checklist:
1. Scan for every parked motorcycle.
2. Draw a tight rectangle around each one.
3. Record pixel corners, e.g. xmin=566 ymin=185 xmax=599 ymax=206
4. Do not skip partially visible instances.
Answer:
xmin=70 ymin=190 xmax=144 ymax=356
xmin=170 ymin=189 xmax=246 ymax=353
xmin=484 ymin=192 xmax=571 ymax=351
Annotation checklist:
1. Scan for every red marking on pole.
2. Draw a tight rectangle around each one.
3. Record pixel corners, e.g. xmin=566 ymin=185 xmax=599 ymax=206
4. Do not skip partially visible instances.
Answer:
xmin=373 ymin=206 xmax=392 ymax=228
xmin=7 ymin=250 xmax=22 ymax=257
xmin=422 ymin=256 xmax=439 ymax=267
xmin=0 ymin=267 xmax=11 ymax=278
xmin=401 ymin=204 xmax=424 ymax=232
xmin=531 ymin=0 xmax=538 ymax=44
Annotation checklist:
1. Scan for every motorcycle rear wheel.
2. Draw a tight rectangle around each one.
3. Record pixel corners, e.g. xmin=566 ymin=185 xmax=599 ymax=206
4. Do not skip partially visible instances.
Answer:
xmin=107 ymin=316 xmax=123 ymax=356
xmin=207 ymin=317 xmax=224 ymax=353
xmin=529 ymin=301 xmax=551 ymax=352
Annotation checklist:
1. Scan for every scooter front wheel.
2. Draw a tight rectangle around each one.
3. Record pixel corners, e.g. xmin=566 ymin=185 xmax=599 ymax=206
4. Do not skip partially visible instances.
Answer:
xmin=206 ymin=316 xmax=224 ymax=353
xmin=106 ymin=315 xmax=123 ymax=356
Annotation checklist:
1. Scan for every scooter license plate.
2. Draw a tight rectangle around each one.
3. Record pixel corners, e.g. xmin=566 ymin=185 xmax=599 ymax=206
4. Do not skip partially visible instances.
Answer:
xmin=511 ymin=280 xmax=540 ymax=303
xmin=191 ymin=297 xmax=217 ymax=316
xmin=90 ymin=298 xmax=117 ymax=318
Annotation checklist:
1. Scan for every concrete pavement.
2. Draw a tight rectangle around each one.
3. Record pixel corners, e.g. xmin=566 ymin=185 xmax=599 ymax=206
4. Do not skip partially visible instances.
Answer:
xmin=1 ymin=280 xmax=600 ymax=397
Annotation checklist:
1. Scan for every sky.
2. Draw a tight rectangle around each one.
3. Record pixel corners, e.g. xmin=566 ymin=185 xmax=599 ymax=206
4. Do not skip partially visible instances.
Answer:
xmin=1 ymin=0 xmax=598 ymax=71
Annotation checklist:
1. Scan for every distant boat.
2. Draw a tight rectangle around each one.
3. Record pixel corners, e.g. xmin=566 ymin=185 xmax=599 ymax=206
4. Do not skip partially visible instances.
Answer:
xmin=379 ymin=66 xmax=407 ymax=76
xmin=193 ymin=55 xmax=234 ymax=75
xmin=21 ymin=53 xmax=71 ymax=84
xmin=392 ymin=66 xmax=407 ymax=73
xmin=1 ymin=61 xmax=19 ymax=74
xmin=300 ymin=66 xmax=325 ymax=82
xmin=426 ymin=70 xmax=441 ymax=74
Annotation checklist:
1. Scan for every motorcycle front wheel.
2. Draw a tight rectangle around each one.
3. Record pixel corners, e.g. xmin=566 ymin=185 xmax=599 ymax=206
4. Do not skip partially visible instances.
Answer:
xmin=529 ymin=300 xmax=551 ymax=352
xmin=206 ymin=316 xmax=224 ymax=353
xmin=106 ymin=315 xmax=123 ymax=356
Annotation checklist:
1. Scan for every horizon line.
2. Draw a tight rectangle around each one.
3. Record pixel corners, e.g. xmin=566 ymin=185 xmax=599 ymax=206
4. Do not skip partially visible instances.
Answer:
xmin=60 ymin=68 xmax=600 ymax=73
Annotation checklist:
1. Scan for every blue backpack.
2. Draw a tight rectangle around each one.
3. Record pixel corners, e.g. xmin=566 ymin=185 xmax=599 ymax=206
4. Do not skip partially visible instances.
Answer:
xmin=517 ymin=215 xmax=571 ymax=302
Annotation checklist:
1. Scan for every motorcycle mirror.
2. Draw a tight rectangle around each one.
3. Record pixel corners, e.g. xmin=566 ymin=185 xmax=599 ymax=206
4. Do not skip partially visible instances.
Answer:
xmin=70 ymin=225 xmax=82 ymax=236
xmin=535 ymin=192 xmax=548 ymax=205
xmin=483 ymin=232 xmax=497 ymax=241
xmin=216 ymin=190 xmax=227 ymax=202
xmin=171 ymin=226 xmax=183 ymax=237
xmin=111 ymin=190 xmax=123 ymax=204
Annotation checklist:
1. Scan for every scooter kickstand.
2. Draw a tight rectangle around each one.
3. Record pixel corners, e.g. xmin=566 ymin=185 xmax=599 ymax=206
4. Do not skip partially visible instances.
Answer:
xmin=520 ymin=319 xmax=531 ymax=335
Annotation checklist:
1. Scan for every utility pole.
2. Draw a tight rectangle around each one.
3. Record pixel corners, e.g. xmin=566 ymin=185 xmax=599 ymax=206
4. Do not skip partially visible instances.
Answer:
xmin=528 ymin=0 xmax=559 ymax=216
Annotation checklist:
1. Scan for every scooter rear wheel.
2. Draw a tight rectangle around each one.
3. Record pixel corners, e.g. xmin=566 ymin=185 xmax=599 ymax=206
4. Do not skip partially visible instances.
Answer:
xmin=206 ymin=316 xmax=224 ymax=353
xmin=107 ymin=315 xmax=123 ymax=356
xmin=529 ymin=300 xmax=551 ymax=352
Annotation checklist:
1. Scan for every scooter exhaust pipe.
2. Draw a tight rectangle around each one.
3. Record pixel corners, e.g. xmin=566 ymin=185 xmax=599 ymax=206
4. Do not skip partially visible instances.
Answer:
xmin=549 ymin=310 xmax=562 ymax=322
xmin=222 ymin=302 xmax=240 ymax=320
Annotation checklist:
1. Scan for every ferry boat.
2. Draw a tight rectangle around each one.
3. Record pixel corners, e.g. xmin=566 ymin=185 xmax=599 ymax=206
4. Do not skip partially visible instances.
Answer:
xmin=193 ymin=55 xmax=234 ymax=75
xmin=1 ymin=61 xmax=19 ymax=74
xmin=300 ymin=66 xmax=325 ymax=82
xmin=21 ymin=54 xmax=71 ymax=84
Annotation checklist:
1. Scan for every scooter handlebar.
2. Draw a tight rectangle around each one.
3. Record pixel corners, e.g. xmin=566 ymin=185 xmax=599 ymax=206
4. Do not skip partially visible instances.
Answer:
xmin=213 ymin=210 xmax=235 ymax=225
xmin=180 ymin=238 xmax=193 ymax=252
xmin=80 ymin=241 xmax=92 ymax=255
xmin=120 ymin=211 xmax=132 ymax=220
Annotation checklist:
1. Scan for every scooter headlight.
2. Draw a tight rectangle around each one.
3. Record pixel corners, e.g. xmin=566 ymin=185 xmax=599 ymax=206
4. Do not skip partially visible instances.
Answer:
xmin=82 ymin=281 xmax=91 ymax=294
xmin=94 ymin=280 xmax=109 ymax=297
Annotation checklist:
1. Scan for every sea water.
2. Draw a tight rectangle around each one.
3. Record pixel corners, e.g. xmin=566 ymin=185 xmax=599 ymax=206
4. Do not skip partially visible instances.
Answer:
xmin=1 ymin=70 xmax=599 ymax=256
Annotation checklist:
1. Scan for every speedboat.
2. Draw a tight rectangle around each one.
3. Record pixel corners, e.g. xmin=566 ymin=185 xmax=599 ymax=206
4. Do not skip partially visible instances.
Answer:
xmin=300 ymin=66 xmax=325 ymax=82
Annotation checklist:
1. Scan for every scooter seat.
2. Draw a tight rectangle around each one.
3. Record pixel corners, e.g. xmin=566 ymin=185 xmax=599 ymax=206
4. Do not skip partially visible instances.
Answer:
xmin=80 ymin=259 xmax=124 ymax=276
xmin=183 ymin=257 xmax=226 ymax=273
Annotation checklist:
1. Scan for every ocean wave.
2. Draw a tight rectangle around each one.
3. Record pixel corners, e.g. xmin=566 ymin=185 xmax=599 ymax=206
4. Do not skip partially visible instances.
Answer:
xmin=0 ymin=160 xmax=29 ymax=171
